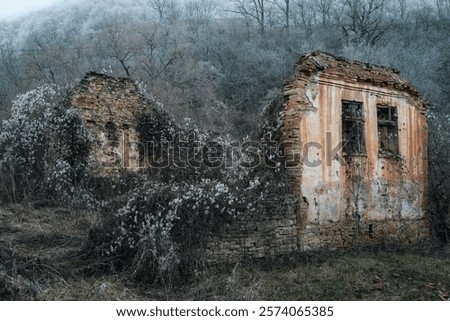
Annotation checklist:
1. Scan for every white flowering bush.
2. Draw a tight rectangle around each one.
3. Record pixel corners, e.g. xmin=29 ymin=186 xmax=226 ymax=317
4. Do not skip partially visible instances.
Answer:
xmin=0 ymin=84 xmax=92 ymax=204
xmin=93 ymin=171 xmax=297 ymax=285
xmin=100 ymin=179 xmax=239 ymax=283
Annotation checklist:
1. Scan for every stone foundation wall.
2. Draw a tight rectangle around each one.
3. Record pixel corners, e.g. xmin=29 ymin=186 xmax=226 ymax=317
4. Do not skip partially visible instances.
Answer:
xmin=299 ymin=217 xmax=429 ymax=251
xmin=208 ymin=213 xmax=429 ymax=262
xmin=206 ymin=209 xmax=298 ymax=263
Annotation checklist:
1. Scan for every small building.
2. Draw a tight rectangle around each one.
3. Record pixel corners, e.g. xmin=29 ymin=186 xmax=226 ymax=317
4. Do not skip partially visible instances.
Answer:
xmin=67 ymin=53 xmax=430 ymax=261
xmin=68 ymin=72 xmax=143 ymax=170
xmin=67 ymin=72 xmax=173 ymax=172
xmin=283 ymin=52 xmax=429 ymax=249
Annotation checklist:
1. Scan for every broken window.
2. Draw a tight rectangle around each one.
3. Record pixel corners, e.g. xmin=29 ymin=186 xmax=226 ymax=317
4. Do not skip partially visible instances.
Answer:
xmin=377 ymin=106 xmax=399 ymax=155
xmin=342 ymin=101 xmax=365 ymax=154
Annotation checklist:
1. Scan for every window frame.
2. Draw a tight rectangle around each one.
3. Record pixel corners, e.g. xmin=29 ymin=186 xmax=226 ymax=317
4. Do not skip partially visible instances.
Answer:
xmin=341 ymin=100 xmax=366 ymax=156
xmin=376 ymin=105 xmax=399 ymax=157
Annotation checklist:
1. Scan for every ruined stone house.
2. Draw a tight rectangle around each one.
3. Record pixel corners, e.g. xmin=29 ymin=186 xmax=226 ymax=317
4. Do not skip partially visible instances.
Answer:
xmin=207 ymin=52 xmax=429 ymax=259
xmin=68 ymin=72 xmax=166 ymax=171
xmin=68 ymin=52 xmax=429 ymax=260
xmin=282 ymin=52 xmax=429 ymax=250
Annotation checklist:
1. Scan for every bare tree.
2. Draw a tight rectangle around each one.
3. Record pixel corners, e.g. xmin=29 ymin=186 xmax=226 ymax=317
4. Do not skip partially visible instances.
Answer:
xmin=273 ymin=0 xmax=291 ymax=30
xmin=151 ymin=0 xmax=168 ymax=20
xmin=335 ymin=0 xmax=388 ymax=46
xmin=98 ymin=20 xmax=140 ymax=77
xmin=434 ymin=0 xmax=450 ymax=18
xmin=0 ymin=44 xmax=25 ymax=94
xmin=184 ymin=0 xmax=218 ymax=32
xmin=24 ymin=25 xmax=79 ymax=84
xmin=392 ymin=0 xmax=410 ymax=22
xmin=314 ymin=0 xmax=335 ymax=26
xmin=136 ymin=24 xmax=180 ymax=82
xmin=230 ymin=0 xmax=267 ymax=34
xmin=149 ymin=0 xmax=182 ymax=23
xmin=290 ymin=0 xmax=316 ymax=35
xmin=166 ymin=0 xmax=183 ymax=23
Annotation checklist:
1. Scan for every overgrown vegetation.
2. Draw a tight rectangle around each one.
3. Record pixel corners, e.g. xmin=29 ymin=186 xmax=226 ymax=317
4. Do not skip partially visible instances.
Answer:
xmin=428 ymin=111 xmax=450 ymax=243
xmin=0 ymin=77 xmax=295 ymax=288
xmin=0 ymin=85 xmax=94 ymax=207
xmin=0 ymin=0 xmax=449 ymax=299
xmin=1 ymin=206 xmax=449 ymax=300
xmin=92 ymin=92 xmax=295 ymax=287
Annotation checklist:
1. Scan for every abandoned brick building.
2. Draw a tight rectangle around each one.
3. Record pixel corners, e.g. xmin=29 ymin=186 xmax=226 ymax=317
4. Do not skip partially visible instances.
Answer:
xmin=282 ymin=52 xmax=429 ymax=250
xmin=207 ymin=52 xmax=429 ymax=259
xmin=68 ymin=52 xmax=429 ymax=260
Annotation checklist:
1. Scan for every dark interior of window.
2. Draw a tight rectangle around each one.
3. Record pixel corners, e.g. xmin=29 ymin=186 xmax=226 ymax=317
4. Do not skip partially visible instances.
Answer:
xmin=377 ymin=106 xmax=399 ymax=155
xmin=105 ymin=121 xmax=119 ymax=143
xmin=342 ymin=101 xmax=365 ymax=154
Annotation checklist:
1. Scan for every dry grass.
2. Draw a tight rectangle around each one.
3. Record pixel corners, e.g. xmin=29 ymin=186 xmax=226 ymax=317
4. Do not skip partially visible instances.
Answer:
xmin=0 ymin=204 xmax=449 ymax=301
xmin=178 ymin=251 xmax=450 ymax=301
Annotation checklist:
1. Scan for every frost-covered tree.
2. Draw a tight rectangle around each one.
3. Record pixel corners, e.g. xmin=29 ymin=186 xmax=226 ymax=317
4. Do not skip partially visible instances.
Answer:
xmin=230 ymin=0 xmax=267 ymax=34
xmin=0 ymin=0 xmax=449 ymax=145
xmin=335 ymin=0 xmax=389 ymax=46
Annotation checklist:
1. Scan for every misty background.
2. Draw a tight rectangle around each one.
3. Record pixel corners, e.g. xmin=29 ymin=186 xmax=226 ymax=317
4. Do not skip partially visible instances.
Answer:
xmin=0 ymin=0 xmax=449 ymax=233
xmin=0 ymin=0 xmax=448 ymax=133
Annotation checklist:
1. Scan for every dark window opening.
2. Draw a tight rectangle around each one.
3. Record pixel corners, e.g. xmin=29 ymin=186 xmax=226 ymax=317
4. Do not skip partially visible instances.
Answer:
xmin=342 ymin=101 xmax=365 ymax=154
xmin=377 ymin=106 xmax=399 ymax=155
xmin=105 ymin=121 xmax=119 ymax=143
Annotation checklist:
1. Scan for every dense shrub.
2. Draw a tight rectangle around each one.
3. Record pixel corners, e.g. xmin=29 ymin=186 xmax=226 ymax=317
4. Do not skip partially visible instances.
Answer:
xmin=94 ymin=170 xmax=296 ymax=284
xmin=0 ymin=85 xmax=93 ymax=205
xmin=105 ymin=180 xmax=235 ymax=282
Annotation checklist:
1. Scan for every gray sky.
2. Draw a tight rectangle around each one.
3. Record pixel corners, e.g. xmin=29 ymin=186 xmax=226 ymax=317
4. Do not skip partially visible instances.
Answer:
xmin=0 ymin=0 xmax=62 ymax=20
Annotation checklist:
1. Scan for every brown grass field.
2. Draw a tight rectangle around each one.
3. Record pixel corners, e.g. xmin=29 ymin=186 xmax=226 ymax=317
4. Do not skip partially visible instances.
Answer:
xmin=1 ymin=204 xmax=449 ymax=301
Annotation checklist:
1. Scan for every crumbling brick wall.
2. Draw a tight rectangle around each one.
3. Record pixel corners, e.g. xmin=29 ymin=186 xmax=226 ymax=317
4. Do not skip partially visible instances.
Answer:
xmin=68 ymin=72 xmax=148 ymax=171
xmin=206 ymin=203 xmax=298 ymax=262
xmin=208 ymin=52 xmax=430 ymax=260
xmin=283 ymin=52 xmax=429 ymax=250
